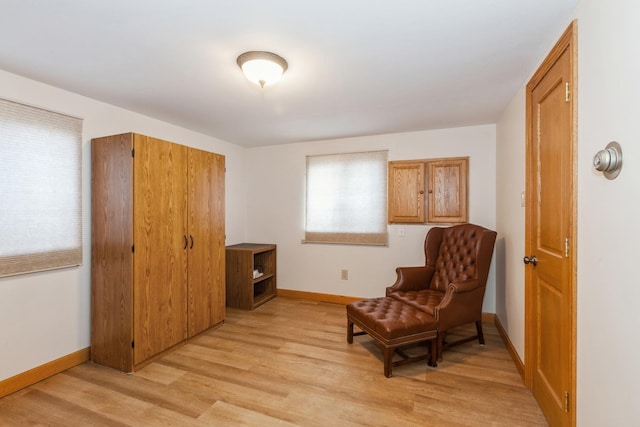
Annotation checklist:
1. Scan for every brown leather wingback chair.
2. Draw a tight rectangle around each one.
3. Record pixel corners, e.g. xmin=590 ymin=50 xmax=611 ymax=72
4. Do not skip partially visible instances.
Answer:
xmin=386 ymin=223 xmax=497 ymax=363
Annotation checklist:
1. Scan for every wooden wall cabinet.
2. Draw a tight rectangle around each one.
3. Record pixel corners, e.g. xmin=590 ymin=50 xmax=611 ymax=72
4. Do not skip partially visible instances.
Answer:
xmin=91 ymin=133 xmax=225 ymax=372
xmin=388 ymin=157 xmax=468 ymax=224
xmin=225 ymin=244 xmax=277 ymax=310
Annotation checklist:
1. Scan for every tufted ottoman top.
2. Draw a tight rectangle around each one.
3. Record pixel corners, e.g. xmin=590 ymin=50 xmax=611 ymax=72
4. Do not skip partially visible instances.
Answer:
xmin=388 ymin=289 xmax=444 ymax=316
xmin=347 ymin=297 xmax=437 ymax=340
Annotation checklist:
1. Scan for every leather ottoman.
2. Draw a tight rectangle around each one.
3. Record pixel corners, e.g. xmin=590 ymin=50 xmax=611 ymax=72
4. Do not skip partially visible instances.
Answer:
xmin=347 ymin=297 xmax=438 ymax=377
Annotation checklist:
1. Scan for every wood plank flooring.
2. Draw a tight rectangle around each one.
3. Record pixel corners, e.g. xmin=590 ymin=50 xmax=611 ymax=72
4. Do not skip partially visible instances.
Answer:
xmin=0 ymin=297 xmax=547 ymax=426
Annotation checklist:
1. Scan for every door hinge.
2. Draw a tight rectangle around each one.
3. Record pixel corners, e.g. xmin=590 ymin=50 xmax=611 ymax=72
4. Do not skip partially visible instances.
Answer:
xmin=565 ymin=82 xmax=570 ymax=102
xmin=132 ymin=245 xmax=135 ymax=253
xmin=131 ymin=340 xmax=135 ymax=349
xmin=564 ymin=237 xmax=569 ymax=258
xmin=564 ymin=391 xmax=570 ymax=412
xmin=131 ymin=149 xmax=135 ymax=157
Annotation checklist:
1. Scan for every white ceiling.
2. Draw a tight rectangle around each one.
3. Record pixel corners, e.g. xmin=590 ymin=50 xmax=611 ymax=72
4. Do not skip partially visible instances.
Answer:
xmin=0 ymin=0 xmax=578 ymax=147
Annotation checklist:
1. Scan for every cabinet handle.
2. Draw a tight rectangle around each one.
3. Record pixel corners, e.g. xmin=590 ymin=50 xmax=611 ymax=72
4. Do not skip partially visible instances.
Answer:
xmin=183 ymin=235 xmax=188 ymax=249
xmin=190 ymin=235 xmax=194 ymax=249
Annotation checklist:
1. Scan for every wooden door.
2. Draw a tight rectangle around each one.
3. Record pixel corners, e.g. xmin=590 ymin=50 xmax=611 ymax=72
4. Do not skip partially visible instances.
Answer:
xmin=133 ymin=135 xmax=188 ymax=365
xmin=388 ymin=161 xmax=425 ymax=223
xmin=525 ymin=23 xmax=576 ymax=426
xmin=187 ymin=148 xmax=225 ymax=336
xmin=426 ymin=157 xmax=468 ymax=224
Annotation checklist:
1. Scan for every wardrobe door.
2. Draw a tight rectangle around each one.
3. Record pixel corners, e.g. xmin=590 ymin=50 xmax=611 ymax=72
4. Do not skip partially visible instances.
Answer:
xmin=187 ymin=148 xmax=225 ymax=336
xmin=133 ymin=135 xmax=188 ymax=365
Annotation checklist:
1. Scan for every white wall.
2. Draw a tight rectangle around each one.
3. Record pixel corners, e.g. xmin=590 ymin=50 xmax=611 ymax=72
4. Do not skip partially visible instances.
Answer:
xmin=244 ymin=125 xmax=497 ymax=306
xmin=574 ymin=0 xmax=640 ymax=424
xmin=497 ymin=0 xmax=640 ymax=423
xmin=495 ymin=86 xmax=526 ymax=359
xmin=0 ymin=69 xmax=247 ymax=381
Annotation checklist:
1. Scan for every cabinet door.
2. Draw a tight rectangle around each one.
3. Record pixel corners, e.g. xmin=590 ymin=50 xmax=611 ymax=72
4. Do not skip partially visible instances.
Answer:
xmin=187 ymin=148 xmax=225 ymax=336
xmin=426 ymin=157 xmax=468 ymax=223
xmin=388 ymin=161 xmax=425 ymax=223
xmin=133 ymin=135 xmax=188 ymax=365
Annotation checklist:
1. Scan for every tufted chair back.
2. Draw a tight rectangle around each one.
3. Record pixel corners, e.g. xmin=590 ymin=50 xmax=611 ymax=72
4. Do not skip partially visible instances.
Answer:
xmin=425 ymin=224 xmax=495 ymax=293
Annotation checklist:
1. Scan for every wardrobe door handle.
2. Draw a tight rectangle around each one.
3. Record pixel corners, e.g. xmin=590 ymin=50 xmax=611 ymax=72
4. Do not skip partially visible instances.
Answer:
xmin=190 ymin=235 xmax=194 ymax=249
xmin=183 ymin=235 xmax=188 ymax=249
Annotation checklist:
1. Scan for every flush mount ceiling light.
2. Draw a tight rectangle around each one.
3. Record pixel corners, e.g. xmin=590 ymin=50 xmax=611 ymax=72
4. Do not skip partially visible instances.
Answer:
xmin=237 ymin=51 xmax=288 ymax=88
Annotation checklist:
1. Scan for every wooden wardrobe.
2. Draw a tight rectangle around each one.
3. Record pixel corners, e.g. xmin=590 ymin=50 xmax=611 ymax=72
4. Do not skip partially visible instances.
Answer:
xmin=90 ymin=133 xmax=225 ymax=372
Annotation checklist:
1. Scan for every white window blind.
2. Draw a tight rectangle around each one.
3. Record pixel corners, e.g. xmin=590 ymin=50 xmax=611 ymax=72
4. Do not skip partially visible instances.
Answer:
xmin=305 ymin=150 xmax=388 ymax=245
xmin=0 ymin=99 xmax=82 ymax=277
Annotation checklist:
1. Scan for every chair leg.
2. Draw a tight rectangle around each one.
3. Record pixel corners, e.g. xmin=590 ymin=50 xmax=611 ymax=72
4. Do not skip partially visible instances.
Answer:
xmin=383 ymin=347 xmax=393 ymax=378
xmin=437 ymin=332 xmax=445 ymax=362
xmin=475 ymin=321 xmax=485 ymax=346
xmin=347 ymin=320 xmax=354 ymax=344
xmin=429 ymin=339 xmax=438 ymax=368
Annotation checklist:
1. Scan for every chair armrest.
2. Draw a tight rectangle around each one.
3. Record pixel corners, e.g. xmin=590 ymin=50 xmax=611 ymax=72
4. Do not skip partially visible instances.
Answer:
xmin=386 ymin=266 xmax=435 ymax=296
xmin=447 ymin=278 xmax=481 ymax=294
xmin=433 ymin=279 xmax=484 ymax=330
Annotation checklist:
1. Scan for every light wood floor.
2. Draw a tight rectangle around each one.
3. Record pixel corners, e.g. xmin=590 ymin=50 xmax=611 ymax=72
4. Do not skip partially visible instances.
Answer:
xmin=0 ymin=297 xmax=547 ymax=426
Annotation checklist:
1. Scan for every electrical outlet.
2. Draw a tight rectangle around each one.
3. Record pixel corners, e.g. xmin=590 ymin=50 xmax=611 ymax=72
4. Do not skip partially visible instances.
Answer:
xmin=398 ymin=226 xmax=405 ymax=237
xmin=341 ymin=269 xmax=348 ymax=280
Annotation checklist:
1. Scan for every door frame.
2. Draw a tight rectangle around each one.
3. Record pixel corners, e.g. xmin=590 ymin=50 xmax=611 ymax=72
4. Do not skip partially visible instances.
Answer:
xmin=524 ymin=20 xmax=578 ymax=424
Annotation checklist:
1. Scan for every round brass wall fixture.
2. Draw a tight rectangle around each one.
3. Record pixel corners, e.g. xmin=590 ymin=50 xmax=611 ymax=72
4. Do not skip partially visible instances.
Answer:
xmin=593 ymin=141 xmax=623 ymax=180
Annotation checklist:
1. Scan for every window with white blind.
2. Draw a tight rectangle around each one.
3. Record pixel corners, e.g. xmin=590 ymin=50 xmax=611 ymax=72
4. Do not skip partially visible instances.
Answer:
xmin=305 ymin=150 xmax=388 ymax=245
xmin=0 ymin=99 xmax=83 ymax=277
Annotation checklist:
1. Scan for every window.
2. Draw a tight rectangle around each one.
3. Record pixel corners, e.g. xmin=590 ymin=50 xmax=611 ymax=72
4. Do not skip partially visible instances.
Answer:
xmin=305 ymin=150 xmax=388 ymax=245
xmin=0 ymin=99 xmax=82 ymax=277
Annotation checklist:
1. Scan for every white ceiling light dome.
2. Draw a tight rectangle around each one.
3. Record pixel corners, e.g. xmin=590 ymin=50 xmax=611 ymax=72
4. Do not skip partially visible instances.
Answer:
xmin=237 ymin=51 xmax=288 ymax=88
